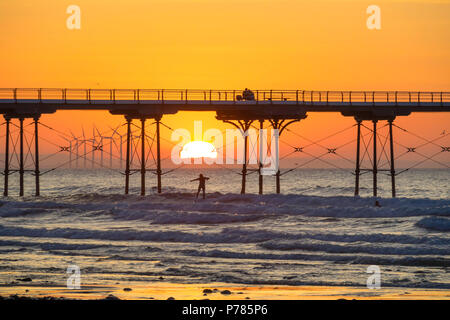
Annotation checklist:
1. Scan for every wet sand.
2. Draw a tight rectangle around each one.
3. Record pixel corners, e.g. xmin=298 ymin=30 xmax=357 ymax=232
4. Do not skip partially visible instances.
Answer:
xmin=1 ymin=282 xmax=449 ymax=300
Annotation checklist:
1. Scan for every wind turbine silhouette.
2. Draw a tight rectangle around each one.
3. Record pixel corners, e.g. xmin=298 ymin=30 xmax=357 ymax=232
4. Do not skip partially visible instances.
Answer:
xmin=95 ymin=125 xmax=119 ymax=168
xmin=59 ymin=135 xmax=72 ymax=168
xmin=80 ymin=127 xmax=94 ymax=168
xmin=70 ymin=130 xmax=79 ymax=168
xmin=109 ymin=124 xmax=124 ymax=169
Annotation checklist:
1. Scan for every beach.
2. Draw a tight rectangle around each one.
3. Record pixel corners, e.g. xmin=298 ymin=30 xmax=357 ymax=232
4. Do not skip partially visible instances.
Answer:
xmin=1 ymin=282 xmax=449 ymax=300
xmin=0 ymin=169 xmax=449 ymax=300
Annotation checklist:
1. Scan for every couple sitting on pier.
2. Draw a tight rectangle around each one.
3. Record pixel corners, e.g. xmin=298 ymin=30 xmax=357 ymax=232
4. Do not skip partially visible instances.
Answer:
xmin=236 ymin=88 xmax=255 ymax=101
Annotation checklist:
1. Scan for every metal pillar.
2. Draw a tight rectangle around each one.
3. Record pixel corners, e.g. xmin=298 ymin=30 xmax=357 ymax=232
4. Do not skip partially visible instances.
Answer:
xmin=372 ymin=120 xmax=378 ymax=197
xmin=258 ymin=120 xmax=264 ymax=195
xmin=354 ymin=120 xmax=361 ymax=196
xmin=267 ymin=119 xmax=283 ymax=194
xmin=19 ymin=118 xmax=24 ymax=196
xmin=276 ymin=170 xmax=281 ymax=194
xmin=241 ymin=132 xmax=248 ymax=194
xmin=274 ymin=128 xmax=280 ymax=194
xmin=223 ymin=120 xmax=253 ymax=195
xmin=140 ymin=118 xmax=146 ymax=196
xmin=3 ymin=118 xmax=10 ymax=196
xmin=130 ymin=135 xmax=133 ymax=166
xmin=125 ymin=118 xmax=131 ymax=194
xmin=119 ymin=135 xmax=123 ymax=169
xmin=156 ymin=118 xmax=162 ymax=194
xmin=389 ymin=120 xmax=396 ymax=198
xmin=34 ymin=117 xmax=40 ymax=196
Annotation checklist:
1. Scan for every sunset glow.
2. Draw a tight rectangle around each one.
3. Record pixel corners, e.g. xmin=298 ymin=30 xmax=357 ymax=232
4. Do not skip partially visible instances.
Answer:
xmin=180 ymin=141 xmax=218 ymax=159
xmin=0 ymin=0 xmax=448 ymax=159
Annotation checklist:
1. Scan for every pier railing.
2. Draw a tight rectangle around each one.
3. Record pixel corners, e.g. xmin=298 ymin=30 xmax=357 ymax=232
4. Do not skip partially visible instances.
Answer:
xmin=0 ymin=89 xmax=449 ymax=105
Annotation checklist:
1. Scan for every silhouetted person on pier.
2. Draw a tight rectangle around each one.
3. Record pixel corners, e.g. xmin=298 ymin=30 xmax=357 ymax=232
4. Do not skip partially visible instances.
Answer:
xmin=242 ymin=88 xmax=255 ymax=101
xmin=191 ymin=174 xmax=210 ymax=199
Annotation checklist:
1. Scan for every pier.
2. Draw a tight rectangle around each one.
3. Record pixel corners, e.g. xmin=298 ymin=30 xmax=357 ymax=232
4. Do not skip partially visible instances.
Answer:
xmin=1 ymin=88 xmax=449 ymax=197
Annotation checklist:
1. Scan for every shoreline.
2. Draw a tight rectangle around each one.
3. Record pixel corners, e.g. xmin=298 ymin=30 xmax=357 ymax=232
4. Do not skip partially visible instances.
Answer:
xmin=1 ymin=283 xmax=449 ymax=300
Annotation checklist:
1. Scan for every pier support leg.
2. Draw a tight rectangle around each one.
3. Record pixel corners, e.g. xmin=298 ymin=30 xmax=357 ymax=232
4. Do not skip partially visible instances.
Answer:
xmin=3 ymin=118 xmax=10 ymax=197
xmin=140 ymin=118 xmax=146 ymax=196
xmin=355 ymin=120 xmax=361 ymax=196
xmin=156 ymin=117 xmax=162 ymax=194
xmin=241 ymin=133 xmax=248 ymax=195
xmin=221 ymin=119 xmax=253 ymax=195
xmin=389 ymin=119 xmax=396 ymax=198
xmin=34 ymin=116 xmax=40 ymax=196
xmin=274 ymin=128 xmax=280 ymax=194
xmin=125 ymin=117 xmax=131 ymax=195
xmin=19 ymin=118 xmax=24 ymax=196
xmin=372 ymin=120 xmax=378 ymax=197
xmin=120 ymin=136 xmax=123 ymax=169
xmin=276 ymin=170 xmax=281 ymax=194
xmin=258 ymin=120 xmax=264 ymax=195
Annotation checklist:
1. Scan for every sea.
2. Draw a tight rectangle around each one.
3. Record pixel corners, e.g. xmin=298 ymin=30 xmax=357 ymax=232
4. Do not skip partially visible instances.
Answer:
xmin=0 ymin=168 xmax=449 ymax=290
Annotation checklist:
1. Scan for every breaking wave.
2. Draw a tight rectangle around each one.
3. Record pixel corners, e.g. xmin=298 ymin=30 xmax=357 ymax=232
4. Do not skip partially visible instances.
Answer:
xmin=0 ymin=225 xmax=448 ymax=246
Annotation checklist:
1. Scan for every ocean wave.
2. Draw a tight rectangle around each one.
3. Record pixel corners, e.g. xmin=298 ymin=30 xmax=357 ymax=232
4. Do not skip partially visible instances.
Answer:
xmin=259 ymin=240 xmax=450 ymax=255
xmin=0 ymin=239 xmax=109 ymax=251
xmin=180 ymin=249 xmax=450 ymax=267
xmin=111 ymin=210 xmax=272 ymax=224
xmin=416 ymin=217 xmax=450 ymax=232
xmin=0 ymin=225 xmax=448 ymax=246
xmin=2 ymin=193 xmax=449 ymax=221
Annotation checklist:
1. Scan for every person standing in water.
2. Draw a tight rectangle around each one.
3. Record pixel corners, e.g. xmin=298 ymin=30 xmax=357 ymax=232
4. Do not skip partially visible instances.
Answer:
xmin=191 ymin=174 xmax=210 ymax=199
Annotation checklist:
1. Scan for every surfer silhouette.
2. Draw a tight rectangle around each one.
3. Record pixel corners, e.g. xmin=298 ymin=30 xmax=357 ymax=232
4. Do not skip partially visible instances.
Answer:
xmin=191 ymin=174 xmax=210 ymax=199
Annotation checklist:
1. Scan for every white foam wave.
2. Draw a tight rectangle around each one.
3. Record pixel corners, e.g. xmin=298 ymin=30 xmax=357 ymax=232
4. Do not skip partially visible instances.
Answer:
xmin=1 ymin=225 xmax=448 ymax=246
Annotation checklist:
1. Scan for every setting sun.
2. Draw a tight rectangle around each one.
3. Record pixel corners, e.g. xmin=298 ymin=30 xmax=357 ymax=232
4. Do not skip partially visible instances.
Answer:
xmin=180 ymin=141 xmax=218 ymax=159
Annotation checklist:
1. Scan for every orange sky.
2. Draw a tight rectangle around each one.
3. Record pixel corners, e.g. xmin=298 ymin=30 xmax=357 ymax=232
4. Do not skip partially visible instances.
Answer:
xmin=0 ymin=0 xmax=449 ymax=167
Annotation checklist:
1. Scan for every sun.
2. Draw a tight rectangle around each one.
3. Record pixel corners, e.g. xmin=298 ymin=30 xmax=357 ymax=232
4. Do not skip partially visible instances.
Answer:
xmin=180 ymin=141 xmax=218 ymax=159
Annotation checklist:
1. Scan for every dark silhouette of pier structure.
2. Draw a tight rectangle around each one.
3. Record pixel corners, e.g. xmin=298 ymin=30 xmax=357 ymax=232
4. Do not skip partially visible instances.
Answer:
xmin=0 ymin=88 xmax=449 ymax=197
